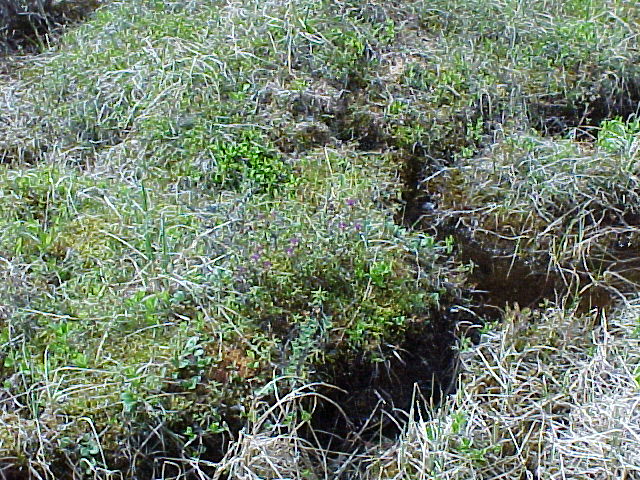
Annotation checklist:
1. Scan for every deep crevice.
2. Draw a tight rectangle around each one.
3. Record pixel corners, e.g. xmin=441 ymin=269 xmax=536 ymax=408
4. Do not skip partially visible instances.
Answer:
xmin=1 ymin=0 xmax=102 ymax=55
xmin=310 ymin=309 xmax=459 ymax=451
xmin=530 ymin=80 xmax=640 ymax=137
xmin=397 ymin=84 xmax=640 ymax=323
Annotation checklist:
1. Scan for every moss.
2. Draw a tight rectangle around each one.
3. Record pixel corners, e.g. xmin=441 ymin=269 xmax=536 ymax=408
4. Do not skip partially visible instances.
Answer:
xmin=2 ymin=0 xmax=640 ymax=476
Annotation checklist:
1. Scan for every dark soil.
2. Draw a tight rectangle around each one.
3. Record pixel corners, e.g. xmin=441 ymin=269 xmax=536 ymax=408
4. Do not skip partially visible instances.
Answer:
xmin=531 ymin=79 xmax=640 ymax=138
xmin=1 ymin=0 xmax=101 ymax=54
xmin=312 ymin=310 xmax=459 ymax=450
xmin=0 ymin=466 xmax=27 ymax=480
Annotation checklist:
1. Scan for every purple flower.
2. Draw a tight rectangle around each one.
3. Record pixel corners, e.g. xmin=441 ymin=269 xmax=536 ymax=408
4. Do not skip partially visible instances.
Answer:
xmin=354 ymin=222 xmax=363 ymax=231
xmin=345 ymin=198 xmax=357 ymax=207
xmin=289 ymin=237 xmax=300 ymax=246
xmin=263 ymin=261 xmax=272 ymax=269
xmin=338 ymin=221 xmax=348 ymax=230
xmin=286 ymin=247 xmax=295 ymax=256
xmin=250 ymin=253 xmax=261 ymax=262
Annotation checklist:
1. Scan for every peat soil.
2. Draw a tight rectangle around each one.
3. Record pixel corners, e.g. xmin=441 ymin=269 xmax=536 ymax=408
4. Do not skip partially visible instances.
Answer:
xmin=3 ymin=27 xmax=639 ymax=473
xmin=312 ymin=89 xmax=640 ymax=453
xmin=311 ymin=309 xmax=460 ymax=451
xmin=0 ymin=0 xmax=101 ymax=55
xmin=531 ymin=79 xmax=640 ymax=137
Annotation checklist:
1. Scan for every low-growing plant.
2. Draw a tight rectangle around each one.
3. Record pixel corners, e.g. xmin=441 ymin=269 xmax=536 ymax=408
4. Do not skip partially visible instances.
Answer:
xmin=3 ymin=0 xmax=640 ymax=477
xmin=597 ymin=115 xmax=640 ymax=156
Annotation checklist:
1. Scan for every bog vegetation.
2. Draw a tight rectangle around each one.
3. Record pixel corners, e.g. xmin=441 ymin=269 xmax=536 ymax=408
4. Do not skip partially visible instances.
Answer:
xmin=1 ymin=0 xmax=639 ymax=478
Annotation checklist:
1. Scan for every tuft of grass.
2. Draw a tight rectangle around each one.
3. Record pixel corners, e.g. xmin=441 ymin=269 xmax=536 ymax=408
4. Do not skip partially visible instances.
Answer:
xmin=208 ymin=301 xmax=640 ymax=480
xmin=352 ymin=301 xmax=640 ymax=479
xmin=423 ymin=130 xmax=640 ymax=299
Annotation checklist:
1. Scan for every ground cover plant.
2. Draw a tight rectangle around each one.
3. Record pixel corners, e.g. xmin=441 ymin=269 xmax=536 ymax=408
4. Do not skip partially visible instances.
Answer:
xmin=1 ymin=0 xmax=639 ymax=478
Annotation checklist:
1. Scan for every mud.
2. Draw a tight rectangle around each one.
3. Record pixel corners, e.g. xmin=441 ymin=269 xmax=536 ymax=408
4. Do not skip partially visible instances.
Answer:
xmin=401 ymin=183 xmax=623 ymax=319
xmin=442 ymin=228 xmax=618 ymax=317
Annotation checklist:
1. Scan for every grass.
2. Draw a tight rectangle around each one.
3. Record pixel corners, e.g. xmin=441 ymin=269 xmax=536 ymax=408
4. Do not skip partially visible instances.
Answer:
xmin=426 ymin=128 xmax=640 ymax=300
xmin=1 ymin=0 xmax=639 ymax=478
xmin=346 ymin=301 xmax=640 ymax=479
